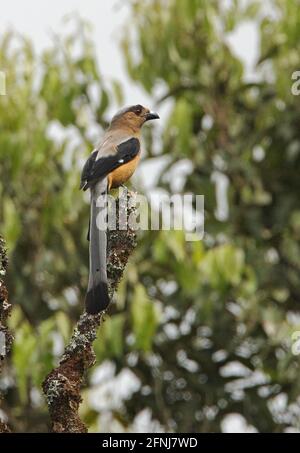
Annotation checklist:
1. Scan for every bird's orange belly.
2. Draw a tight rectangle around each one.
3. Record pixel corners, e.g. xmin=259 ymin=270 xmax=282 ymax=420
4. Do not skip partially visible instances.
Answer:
xmin=108 ymin=153 xmax=141 ymax=189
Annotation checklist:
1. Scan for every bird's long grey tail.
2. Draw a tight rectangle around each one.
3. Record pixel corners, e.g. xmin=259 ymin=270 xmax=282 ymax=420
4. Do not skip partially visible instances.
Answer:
xmin=85 ymin=178 xmax=110 ymax=314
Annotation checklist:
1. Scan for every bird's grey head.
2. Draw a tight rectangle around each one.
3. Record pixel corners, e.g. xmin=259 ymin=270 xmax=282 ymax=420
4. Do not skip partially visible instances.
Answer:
xmin=110 ymin=104 xmax=159 ymax=130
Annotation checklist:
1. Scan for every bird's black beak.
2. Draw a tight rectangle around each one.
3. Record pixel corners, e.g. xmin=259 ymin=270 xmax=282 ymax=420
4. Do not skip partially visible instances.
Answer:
xmin=145 ymin=111 xmax=160 ymax=121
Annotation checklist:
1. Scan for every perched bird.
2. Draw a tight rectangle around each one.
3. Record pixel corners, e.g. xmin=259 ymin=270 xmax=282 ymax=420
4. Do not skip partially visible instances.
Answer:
xmin=80 ymin=104 xmax=159 ymax=314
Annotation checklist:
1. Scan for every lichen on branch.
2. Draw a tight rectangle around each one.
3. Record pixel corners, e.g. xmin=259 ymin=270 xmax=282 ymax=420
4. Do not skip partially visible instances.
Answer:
xmin=0 ymin=236 xmax=13 ymax=433
xmin=42 ymin=189 xmax=138 ymax=433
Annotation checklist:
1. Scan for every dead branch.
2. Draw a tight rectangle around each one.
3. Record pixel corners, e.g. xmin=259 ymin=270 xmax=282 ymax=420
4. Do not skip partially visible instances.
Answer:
xmin=42 ymin=190 xmax=138 ymax=432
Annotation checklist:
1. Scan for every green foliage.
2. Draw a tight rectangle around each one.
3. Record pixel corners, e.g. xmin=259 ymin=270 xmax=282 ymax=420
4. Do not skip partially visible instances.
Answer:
xmin=120 ymin=0 xmax=300 ymax=432
xmin=200 ymin=244 xmax=245 ymax=289
xmin=10 ymin=307 xmax=71 ymax=405
xmin=0 ymin=17 xmax=115 ymax=430
xmin=1 ymin=0 xmax=300 ymax=433
xmin=95 ymin=314 xmax=126 ymax=359
xmin=131 ymin=283 xmax=160 ymax=351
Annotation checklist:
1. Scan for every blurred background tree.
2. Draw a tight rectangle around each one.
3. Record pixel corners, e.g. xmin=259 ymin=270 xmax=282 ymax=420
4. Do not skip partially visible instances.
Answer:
xmin=0 ymin=0 xmax=300 ymax=433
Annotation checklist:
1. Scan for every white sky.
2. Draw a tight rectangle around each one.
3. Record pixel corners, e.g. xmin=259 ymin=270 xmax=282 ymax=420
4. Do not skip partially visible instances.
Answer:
xmin=0 ymin=0 xmax=151 ymax=107
xmin=0 ymin=0 xmax=260 ymax=104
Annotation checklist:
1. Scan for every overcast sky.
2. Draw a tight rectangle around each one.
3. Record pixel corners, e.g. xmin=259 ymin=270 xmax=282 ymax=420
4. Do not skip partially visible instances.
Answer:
xmin=0 ymin=0 xmax=259 ymax=105
xmin=0 ymin=0 xmax=152 ymax=108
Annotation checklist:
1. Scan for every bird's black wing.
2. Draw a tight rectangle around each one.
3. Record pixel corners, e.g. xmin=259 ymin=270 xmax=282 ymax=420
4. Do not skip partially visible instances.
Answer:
xmin=80 ymin=149 xmax=98 ymax=190
xmin=81 ymin=138 xmax=140 ymax=191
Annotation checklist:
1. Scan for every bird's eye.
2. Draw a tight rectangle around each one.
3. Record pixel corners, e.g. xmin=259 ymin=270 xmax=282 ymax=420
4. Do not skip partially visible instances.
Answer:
xmin=133 ymin=105 xmax=143 ymax=115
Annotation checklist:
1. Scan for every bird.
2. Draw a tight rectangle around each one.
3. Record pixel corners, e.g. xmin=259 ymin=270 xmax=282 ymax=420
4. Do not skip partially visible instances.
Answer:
xmin=80 ymin=104 xmax=159 ymax=314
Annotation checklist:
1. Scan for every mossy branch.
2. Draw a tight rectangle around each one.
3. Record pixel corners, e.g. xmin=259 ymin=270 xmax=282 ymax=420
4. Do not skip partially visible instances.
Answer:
xmin=42 ymin=190 xmax=138 ymax=433
xmin=0 ymin=236 xmax=13 ymax=433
